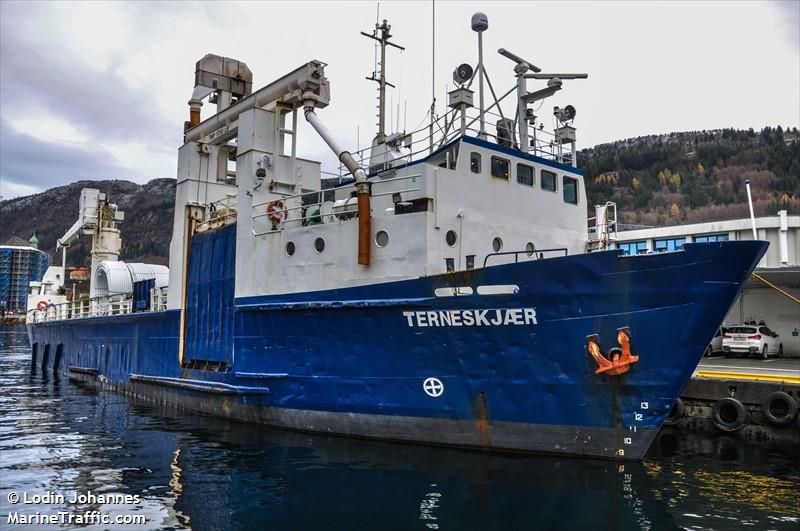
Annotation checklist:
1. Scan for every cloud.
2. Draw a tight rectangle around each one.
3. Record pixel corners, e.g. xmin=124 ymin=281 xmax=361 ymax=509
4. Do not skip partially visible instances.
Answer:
xmin=770 ymin=0 xmax=800 ymax=52
xmin=0 ymin=19 xmax=178 ymax=147
xmin=0 ymin=118 xmax=142 ymax=192
xmin=0 ymin=0 xmax=184 ymax=198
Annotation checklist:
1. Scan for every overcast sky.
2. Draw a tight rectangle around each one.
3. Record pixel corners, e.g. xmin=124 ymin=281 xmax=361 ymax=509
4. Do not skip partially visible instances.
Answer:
xmin=1 ymin=0 xmax=798 ymax=199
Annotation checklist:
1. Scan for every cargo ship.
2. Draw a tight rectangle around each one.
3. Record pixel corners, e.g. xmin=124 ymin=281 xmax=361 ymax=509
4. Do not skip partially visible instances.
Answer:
xmin=26 ymin=13 xmax=767 ymax=460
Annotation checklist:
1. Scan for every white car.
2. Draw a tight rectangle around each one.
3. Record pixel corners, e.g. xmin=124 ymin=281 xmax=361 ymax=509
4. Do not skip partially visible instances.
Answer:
xmin=722 ymin=323 xmax=783 ymax=359
xmin=704 ymin=327 xmax=726 ymax=357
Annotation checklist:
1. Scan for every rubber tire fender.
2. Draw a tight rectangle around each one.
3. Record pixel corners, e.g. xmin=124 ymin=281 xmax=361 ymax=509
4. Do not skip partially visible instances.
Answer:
xmin=663 ymin=398 xmax=685 ymax=426
xmin=761 ymin=391 xmax=798 ymax=427
xmin=712 ymin=397 xmax=748 ymax=432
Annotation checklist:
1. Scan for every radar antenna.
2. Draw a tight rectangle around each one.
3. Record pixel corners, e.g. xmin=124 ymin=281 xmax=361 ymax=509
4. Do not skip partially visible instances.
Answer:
xmin=498 ymin=47 xmax=587 ymax=159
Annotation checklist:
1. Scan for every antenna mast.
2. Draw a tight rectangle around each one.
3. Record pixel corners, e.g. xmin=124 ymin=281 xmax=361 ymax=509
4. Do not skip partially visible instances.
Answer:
xmin=471 ymin=13 xmax=489 ymax=139
xmin=362 ymin=19 xmax=405 ymax=144
xmin=429 ymin=0 xmax=436 ymax=154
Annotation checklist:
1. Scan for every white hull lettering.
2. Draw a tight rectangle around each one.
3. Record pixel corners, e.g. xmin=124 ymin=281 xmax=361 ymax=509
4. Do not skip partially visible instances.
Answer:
xmin=403 ymin=309 xmax=537 ymax=327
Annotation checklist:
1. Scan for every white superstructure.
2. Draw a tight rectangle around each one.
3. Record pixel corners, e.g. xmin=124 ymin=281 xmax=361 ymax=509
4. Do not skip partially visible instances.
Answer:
xmin=166 ymin=14 xmax=590 ymax=310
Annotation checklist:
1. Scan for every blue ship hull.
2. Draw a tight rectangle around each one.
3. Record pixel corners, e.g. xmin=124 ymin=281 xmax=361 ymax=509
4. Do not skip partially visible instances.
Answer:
xmin=27 ymin=226 xmax=768 ymax=459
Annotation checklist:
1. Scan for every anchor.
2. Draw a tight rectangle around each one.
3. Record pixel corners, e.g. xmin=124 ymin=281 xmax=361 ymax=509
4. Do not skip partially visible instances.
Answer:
xmin=586 ymin=328 xmax=639 ymax=376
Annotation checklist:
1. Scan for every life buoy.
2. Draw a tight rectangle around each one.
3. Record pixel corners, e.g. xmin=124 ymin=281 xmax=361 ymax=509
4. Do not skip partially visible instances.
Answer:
xmin=266 ymin=200 xmax=287 ymax=223
xmin=712 ymin=397 xmax=747 ymax=432
xmin=663 ymin=398 xmax=685 ymax=426
xmin=36 ymin=300 xmax=49 ymax=312
xmin=761 ymin=391 xmax=798 ymax=427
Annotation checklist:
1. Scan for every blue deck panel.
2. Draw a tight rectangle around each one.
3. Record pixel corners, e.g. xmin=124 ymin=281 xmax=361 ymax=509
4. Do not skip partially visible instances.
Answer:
xmin=184 ymin=224 xmax=236 ymax=364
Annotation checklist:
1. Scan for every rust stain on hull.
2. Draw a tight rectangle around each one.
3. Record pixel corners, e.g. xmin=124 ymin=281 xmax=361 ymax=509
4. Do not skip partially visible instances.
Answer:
xmin=475 ymin=391 xmax=491 ymax=448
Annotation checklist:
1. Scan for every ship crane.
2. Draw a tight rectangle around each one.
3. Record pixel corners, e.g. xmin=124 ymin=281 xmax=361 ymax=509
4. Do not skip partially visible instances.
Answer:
xmin=56 ymin=188 xmax=124 ymax=298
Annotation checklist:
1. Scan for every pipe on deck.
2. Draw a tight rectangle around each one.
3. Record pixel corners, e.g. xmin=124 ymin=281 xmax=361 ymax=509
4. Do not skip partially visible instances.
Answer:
xmin=304 ymin=106 xmax=371 ymax=265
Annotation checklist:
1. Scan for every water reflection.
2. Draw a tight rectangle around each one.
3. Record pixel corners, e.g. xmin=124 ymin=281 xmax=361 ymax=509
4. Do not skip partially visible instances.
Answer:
xmin=1 ymin=325 xmax=798 ymax=531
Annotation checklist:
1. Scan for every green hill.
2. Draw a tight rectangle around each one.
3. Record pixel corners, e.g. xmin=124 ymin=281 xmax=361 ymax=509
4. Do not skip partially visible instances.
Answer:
xmin=578 ymin=126 xmax=800 ymax=226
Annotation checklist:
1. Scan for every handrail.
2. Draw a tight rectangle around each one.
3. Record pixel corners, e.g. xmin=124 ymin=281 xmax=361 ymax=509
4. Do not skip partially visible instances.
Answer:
xmin=483 ymin=247 xmax=568 ymax=268
xmin=321 ymin=103 xmax=567 ymax=182
xmin=25 ymin=288 xmax=170 ymax=324
xmin=251 ymin=173 xmax=423 ymax=233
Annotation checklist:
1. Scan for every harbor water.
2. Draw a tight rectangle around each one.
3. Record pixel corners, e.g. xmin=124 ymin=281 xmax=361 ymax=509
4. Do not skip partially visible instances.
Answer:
xmin=1 ymin=325 xmax=798 ymax=531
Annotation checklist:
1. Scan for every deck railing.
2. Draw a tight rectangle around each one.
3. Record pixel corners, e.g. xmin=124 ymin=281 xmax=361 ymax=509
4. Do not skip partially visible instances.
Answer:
xmin=251 ymin=173 xmax=422 ymax=236
xmin=330 ymin=99 xmax=568 ymax=180
xmin=27 ymin=293 xmax=138 ymax=323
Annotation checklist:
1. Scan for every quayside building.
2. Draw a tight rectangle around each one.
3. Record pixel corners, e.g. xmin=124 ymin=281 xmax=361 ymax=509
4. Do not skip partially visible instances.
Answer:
xmin=612 ymin=210 xmax=799 ymax=357
xmin=1 ymin=233 xmax=50 ymax=316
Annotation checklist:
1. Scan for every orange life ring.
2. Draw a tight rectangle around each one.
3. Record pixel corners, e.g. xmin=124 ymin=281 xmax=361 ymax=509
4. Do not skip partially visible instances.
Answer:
xmin=36 ymin=300 xmax=49 ymax=312
xmin=267 ymin=200 xmax=287 ymax=223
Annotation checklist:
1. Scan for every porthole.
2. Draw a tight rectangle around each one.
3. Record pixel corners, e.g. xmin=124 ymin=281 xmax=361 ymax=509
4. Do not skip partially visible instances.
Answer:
xmin=314 ymin=237 xmax=325 ymax=253
xmin=285 ymin=241 xmax=296 ymax=256
xmin=525 ymin=242 xmax=535 ymax=256
xmin=446 ymin=230 xmax=458 ymax=247
xmin=375 ymin=230 xmax=389 ymax=247
xmin=492 ymin=237 xmax=503 ymax=252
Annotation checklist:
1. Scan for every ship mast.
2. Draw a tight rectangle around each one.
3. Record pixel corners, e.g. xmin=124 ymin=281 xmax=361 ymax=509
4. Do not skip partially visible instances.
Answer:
xmin=362 ymin=19 xmax=404 ymax=144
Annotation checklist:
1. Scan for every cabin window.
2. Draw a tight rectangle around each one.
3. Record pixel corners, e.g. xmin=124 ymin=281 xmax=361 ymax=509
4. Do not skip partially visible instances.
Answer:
xmin=470 ymin=152 xmax=481 ymax=173
xmin=525 ymin=242 xmax=536 ymax=256
xmin=446 ymin=230 xmax=458 ymax=247
xmin=492 ymin=237 xmax=503 ymax=252
xmin=694 ymin=233 xmax=729 ymax=243
xmin=618 ymin=241 xmax=647 ymax=256
xmin=285 ymin=241 xmax=296 ymax=256
xmin=517 ymin=164 xmax=534 ymax=186
xmin=491 ymin=156 xmax=510 ymax=180
xmin=654 ymin=237 xmax=685 ymax=252
xmin=541 ymin=170 xmax=557 ymax=192
xmin=563 ymin=176 xmax=578 ymax=204
xmin=314 ymin=237 xmax=325 ymax=253
xmin=375 ymin=231 xmax=389 ymax=248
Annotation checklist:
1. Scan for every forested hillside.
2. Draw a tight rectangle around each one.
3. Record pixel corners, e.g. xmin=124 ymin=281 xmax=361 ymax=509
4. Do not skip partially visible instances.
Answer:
xmin=578 ymin=126 xmax=800 ymax=226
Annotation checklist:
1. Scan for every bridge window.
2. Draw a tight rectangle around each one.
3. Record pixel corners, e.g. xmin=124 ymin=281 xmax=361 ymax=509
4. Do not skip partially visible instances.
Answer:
xmin=694 ymin=233 xmax=729 ymax=243
xmin=618 ymin=241 xmax=647 ymax=256
xmin=517 ymin=164 xmax=534 ymax=186
xmin=541 ymin=169 xmax=557 ymax=192
xmin=563 ymin=176 xmax=578 ymax=204
xmin=491 ymin=156 xmax=510 ymax=180
xmin=470 ymin=152 xmax=481 ymax=174
xmin=654 ymin=237 xmax=685 ymax=252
